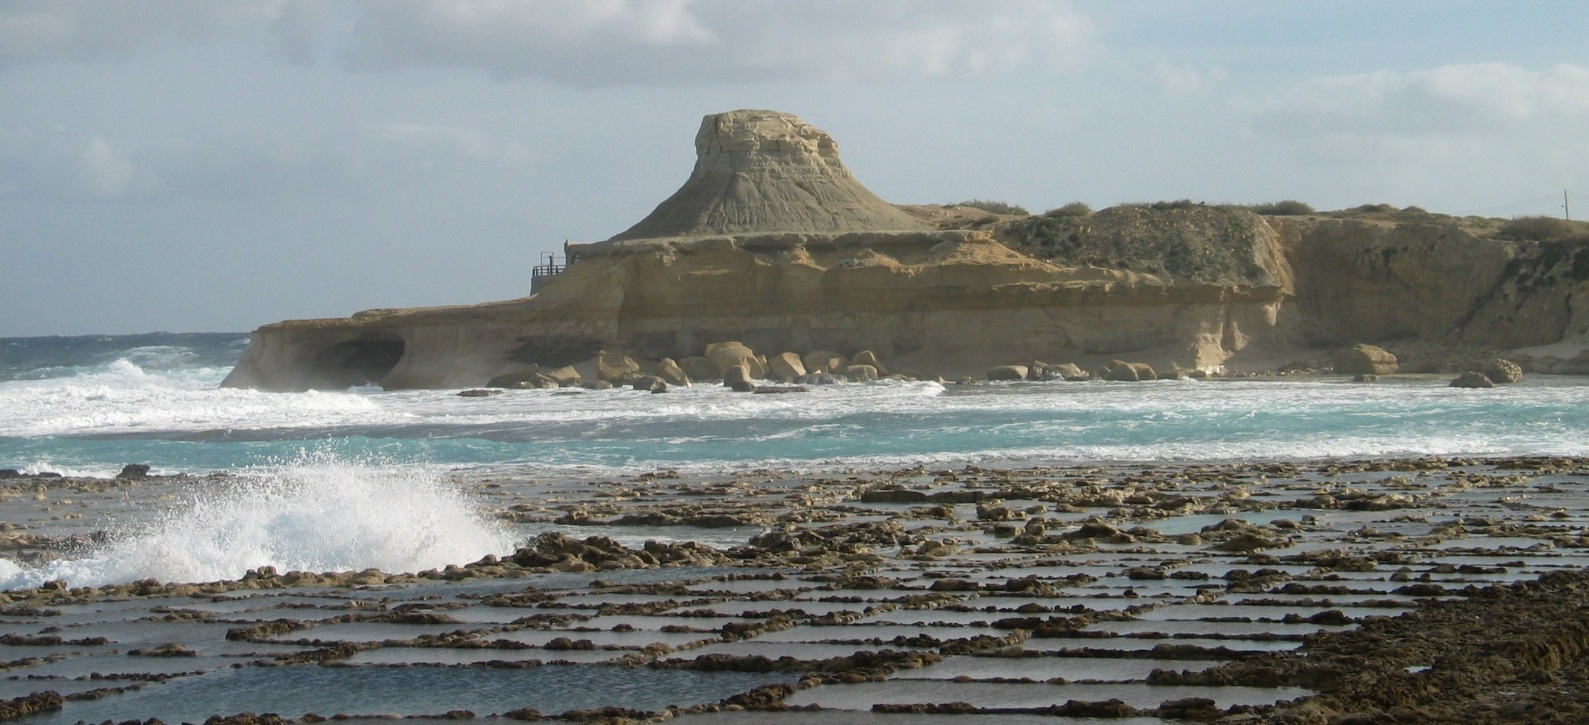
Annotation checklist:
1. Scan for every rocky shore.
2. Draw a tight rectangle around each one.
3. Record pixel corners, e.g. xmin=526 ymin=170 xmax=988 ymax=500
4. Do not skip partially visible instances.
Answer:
xmin=0 ymin=456 xmax=1586 ymax=722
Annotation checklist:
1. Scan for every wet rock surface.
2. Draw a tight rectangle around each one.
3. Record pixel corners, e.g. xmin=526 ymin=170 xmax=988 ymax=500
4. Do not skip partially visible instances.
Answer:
xmin=1 ymin=458 xmax=1589 ymax=722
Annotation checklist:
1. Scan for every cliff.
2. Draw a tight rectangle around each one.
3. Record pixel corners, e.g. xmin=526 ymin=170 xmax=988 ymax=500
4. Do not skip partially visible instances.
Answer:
xmin=222 ymin=110 xmax=1589 ymax=391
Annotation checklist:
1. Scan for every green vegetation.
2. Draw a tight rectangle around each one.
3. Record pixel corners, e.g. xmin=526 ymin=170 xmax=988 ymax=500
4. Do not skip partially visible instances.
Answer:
xmin=1043 ymin=201 xmax=1093 ymax=218
xmin=1249 ymin=200 xmax=1315 ymax=216
xmin=1001 ymin=204 xmax=1271 ymax=286
xmin=1496 ymin=215 xmax=1584 ymax=241
xmin=949 ymin=199 xmax=1030 ymax=216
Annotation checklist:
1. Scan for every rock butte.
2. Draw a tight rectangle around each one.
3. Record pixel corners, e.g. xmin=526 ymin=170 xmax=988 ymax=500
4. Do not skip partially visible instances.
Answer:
xmin=222 ymin=109 xmax=1589 ymax=391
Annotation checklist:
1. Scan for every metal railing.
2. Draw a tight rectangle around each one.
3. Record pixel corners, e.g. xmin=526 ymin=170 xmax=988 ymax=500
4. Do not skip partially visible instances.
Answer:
xmin=531 ymin=251 xmax=577 ymax=294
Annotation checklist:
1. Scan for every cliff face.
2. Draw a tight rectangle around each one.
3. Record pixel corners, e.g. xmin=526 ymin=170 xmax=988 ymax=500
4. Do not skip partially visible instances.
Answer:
xmin=222 ymin=110 xmax=1589 ymax=391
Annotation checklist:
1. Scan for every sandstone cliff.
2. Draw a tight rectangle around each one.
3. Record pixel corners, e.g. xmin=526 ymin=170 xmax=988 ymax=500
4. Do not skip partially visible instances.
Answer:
xmin=222 ymin=110 xmax=1589 ymax=391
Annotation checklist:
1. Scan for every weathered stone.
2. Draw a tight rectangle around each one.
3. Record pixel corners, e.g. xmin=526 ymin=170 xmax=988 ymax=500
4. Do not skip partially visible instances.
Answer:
xmin=850 ymin=350 xmax=886 ymax=375
xmin=1048 ymin=363 xmax=1088 ymax=381
xmin=597 ymin=351 xmax=641 ymax=383
xmin=655 ymin=358 xmax=691 ymax=387
xmin=1333 ymin=344 xmax=1398 ymax=375
xmin=724 ymin=363 xmax=757 ymax=392
xmin=803 ymin=350 xmax=846 ymax=375
xmin=457 ymin=388 xmax=502 ymax=397
xmin=1105 ymin=360 xmax=1157 ymax=382
xmin=767 ymin=352 xmax=807 ymax=382
xmin=610 ymin=109 xmax=931 ymax=240
xmin=632 ymin=375 xmax=668 ymax=392
xmin=679 ymin=356 xmax=719 ymax=382
xmin=541 ymin=365 xmax=582 ymax=386
xmin=987 ymin=365 xmax=1028 ymax=382
xmin=1476 ymin=358 xmax=1522 ymax=384
xmin=1450 ymin=370 xmax=1495 ymax=388
xmin=843 ymin=364 xmax=878 ymax=382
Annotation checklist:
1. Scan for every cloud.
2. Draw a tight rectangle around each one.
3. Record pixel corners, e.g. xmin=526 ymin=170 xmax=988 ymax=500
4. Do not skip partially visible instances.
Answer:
xmin=0 ymin=0 xmax=293 ymax=69
xmin=0 ymin=122 xmax=534 ymax=201
xmin=1246 ymin=63 xmax=1589 ymax=209
xmin=0 ymin=127 xmax=148 ymax=198
xmin=1255 ymin=62 xmax=1589 ymax=139
xmin=344 ymin=0 xmax=1096 ymax=84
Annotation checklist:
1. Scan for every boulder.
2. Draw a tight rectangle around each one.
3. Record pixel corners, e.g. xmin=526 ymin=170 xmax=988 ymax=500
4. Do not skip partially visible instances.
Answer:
xmin=486 ymin=365 xmax=540 ymax=388
xmin=843 ymin=364 xmax=879 ymax=382
xmin=850 ymin=350 xmax=887 ymax=375
xmin=767 ymin=352 xmax=807 ymax=382
xmin=803 ymin=350 xmax=846 ymax=375
xmin=457 ymin=388 xmax=502 ymax=397
xmin=631 ymin=375 xmax=668 ymax=392
xmin=987 ymin=365 xmax=1028 ymax=381
xmin=1104 ymin=360 xmax=1157 ymax=382
xmin=705 ymin=341 xmax=758 ymax=378
xmin=1048 ymin=363 xmax=1089 ymax=381
xmin=1450 ymin=371 xmax=1495 ymax=388
xmin=117 ymin=464 xmax=151 ymax=480
xmin=1333 ymin=344 xmax=1398 ymax=375
xmin=795 ymin=373 xmax=841 ymax=385
xmin=680 ymin=356 xmax=719 ymax=382
xmin=597 ymin=351 xmax=641 ymax=383
xmin=724 ymin=363 xmax=757 ymax=392
xmin=542 ymin=366 xmax=582 ymax=387
xmin=1353 ymin=374 xmax=1379 ymax=383
xmin=1475 ymin=358 xmax=1522 ymax=384
xmin=655 ymin=358 xmax=691 ymax=387
xmin=1027 ymin=361 xmax=1048 ymax=380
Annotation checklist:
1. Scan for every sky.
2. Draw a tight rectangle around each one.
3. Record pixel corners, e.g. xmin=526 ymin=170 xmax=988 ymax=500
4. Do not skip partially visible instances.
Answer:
xmin=2 ymin=1 xmax=1587 ymax=336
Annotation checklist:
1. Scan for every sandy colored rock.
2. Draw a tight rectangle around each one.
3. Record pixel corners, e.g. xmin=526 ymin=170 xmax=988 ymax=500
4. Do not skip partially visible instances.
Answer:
xmin=655 ymin=358 xmax=690 ymax=387
xmin=987 ymin=365 xmax=1028 ymax=382
xmin=597 ymin=351 xmax=641 ymax=383
xmin=1476 ymin=358 xmax=1523 ymax=384
xmin=1450 ymin=370 xmax=1495 ymax=388
xmin=1105 ymin=360 xmax=1157 ymax=382
xmin=705 ymin=342 xmax=760 ymax=378
xmin=611 ymin=109 xmax=930 ymax=240
xmin=767 ymin=352 xmax=806 ymax=382
xmin=802 ymin=350 xmax=846 ymax=374
xmin=850 ymin=350 xmax=887 ymax=375
xmin=1333 ymin=344 xmax=1399 ymax=375
xmin=679 ymin=356 xmax=718 ymax=382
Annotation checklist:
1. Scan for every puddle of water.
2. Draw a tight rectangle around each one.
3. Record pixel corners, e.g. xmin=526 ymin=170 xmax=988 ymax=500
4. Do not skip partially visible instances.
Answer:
xmin=32 ymin=664 xmax=794 ymax=723
xmin=784 ymin=679 xmax=1311 ymax=710
xmin=889 ymin=655 xmax=1225 ymax=682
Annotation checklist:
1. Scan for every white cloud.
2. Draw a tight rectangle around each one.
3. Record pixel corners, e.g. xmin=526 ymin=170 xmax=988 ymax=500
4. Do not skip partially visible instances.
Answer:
xmin=1153 ymin=62 xmax=1228 ymax=96
xmin=343 ymin=0 xmax=1096 ymax=84
xmin=0 ymin=1 xmax=1097 ymax=84
xmin=0 ymin=0 xmax=293 ymax=69
xmin=1255 ymin=62 xmax=1589 ymax=138
xmin=1247 ymin=63 xmax=1589 ymax=210
xmin=0 ymin=122 xmax=535 ymax=201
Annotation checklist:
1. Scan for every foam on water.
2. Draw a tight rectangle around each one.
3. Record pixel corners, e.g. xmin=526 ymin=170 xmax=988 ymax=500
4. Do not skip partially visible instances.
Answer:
xmin=0 ymin=458 xmax=513 ymax=591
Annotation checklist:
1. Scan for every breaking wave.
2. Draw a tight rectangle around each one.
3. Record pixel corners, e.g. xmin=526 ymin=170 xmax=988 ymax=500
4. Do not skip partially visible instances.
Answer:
xmin=0 ymin=458 xmax=513 ymax=591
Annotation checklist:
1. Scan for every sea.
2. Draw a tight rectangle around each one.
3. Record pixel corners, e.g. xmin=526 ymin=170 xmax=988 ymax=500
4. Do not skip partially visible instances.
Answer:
xmin=2 ymin=331 xmax=1589 ymax=591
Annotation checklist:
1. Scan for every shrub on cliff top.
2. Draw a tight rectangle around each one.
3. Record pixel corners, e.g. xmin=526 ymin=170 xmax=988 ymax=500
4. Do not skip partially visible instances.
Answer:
xmin=1497 ymin=215 xmax=1581 ymax=241
xmin=1043 ymin=201 xmax=1093 ymax=218
xmin=1250 ymin=200 xmax=1315 ymax=216
xmin=949 ymin=199 xmax=1030 ymax=216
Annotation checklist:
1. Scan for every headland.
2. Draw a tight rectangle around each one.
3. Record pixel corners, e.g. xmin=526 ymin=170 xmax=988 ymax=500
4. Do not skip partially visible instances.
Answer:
xmin=221 ymin=110 xmax=1589 ymax=391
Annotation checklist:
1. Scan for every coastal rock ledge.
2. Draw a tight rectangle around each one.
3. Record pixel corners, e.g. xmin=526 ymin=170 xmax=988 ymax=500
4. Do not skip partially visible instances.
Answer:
xmin=223 ymin=109 xmax=1589 ymax=391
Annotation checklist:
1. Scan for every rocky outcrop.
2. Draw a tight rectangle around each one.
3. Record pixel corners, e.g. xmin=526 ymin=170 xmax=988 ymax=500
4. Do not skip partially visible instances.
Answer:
xmin=612 ymin=109 xmax=928 ymax=240
xmin=221 ymin=109 xmax=1589 ymax=391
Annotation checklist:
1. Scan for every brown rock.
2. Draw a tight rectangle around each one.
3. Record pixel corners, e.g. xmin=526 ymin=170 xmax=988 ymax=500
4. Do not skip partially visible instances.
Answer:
xmin=1333 ymin=344 xmax=1399 ymax=375
xmin=850 ymin=350 xmax=887 ymax=375
xmin=767 ymin=352 xmax=807 ymax=382
xmin=655 ymin=358 xmax=690 ymax=386
xmin=803 ymin=350 xmax=846 ymax=374
xmin=987 ymin=365 xmax=1028 ymax=381
xmin=1450 ymin=370 xmax=1495 ymax=388
xmin=1476 ymin=358 xmax=1522 ymax=384
xmin=679 ymin=356 xmax=718 ymax=382
xmin=597 ymin=351 xmax=641 ymax=383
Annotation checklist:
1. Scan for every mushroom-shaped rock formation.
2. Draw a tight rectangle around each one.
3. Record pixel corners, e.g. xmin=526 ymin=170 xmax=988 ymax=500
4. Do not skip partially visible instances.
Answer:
xmin=611 ymin=109 xmax=929 ymax=240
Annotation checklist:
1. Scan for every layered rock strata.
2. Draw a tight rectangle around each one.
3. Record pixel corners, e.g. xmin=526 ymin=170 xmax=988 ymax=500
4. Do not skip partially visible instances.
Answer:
xmin=223 ymin=110 xmax=1589 ymax=391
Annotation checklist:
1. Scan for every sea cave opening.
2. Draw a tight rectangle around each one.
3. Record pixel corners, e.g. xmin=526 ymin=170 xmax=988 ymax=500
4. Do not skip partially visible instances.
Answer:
xmin=311 ymin=337 xmax=406 ymax=389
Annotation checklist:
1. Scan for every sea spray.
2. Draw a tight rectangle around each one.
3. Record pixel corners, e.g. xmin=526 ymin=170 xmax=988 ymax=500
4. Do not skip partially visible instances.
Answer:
xmin=0 ymin=460 xmax=513 ymax=591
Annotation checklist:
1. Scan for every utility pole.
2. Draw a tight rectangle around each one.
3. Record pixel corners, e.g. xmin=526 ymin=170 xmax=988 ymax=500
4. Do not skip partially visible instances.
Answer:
xmin=1566 ymin=190 xmax=1572 ymax=221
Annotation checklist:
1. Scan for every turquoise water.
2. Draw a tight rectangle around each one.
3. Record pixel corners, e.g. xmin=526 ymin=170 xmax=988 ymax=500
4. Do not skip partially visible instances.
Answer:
xmin=3 ymin=333 xmax=1589 ymax=478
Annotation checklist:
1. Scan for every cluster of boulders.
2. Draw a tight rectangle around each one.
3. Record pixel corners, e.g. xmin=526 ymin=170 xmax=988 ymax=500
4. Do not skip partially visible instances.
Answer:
xmin=985 ymin=359 xmax=1204 ymax=382
xmin=1449 ymin=358 xmax=1524 ymax=388
xmin=483 ymin=342 xmax=904 ymax=394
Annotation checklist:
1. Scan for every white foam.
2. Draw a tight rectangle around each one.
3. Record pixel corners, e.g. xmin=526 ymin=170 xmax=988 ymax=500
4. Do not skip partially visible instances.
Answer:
xmin=0 ymin=458 xmax=513 ymax=591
